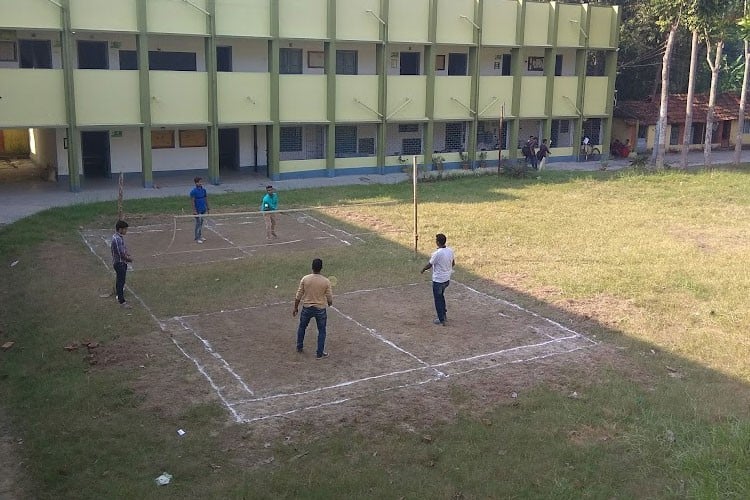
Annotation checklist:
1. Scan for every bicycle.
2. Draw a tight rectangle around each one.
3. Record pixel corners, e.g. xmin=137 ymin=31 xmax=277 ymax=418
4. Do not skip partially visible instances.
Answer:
xmin=580 ymin=143 xmax=601 ymax=161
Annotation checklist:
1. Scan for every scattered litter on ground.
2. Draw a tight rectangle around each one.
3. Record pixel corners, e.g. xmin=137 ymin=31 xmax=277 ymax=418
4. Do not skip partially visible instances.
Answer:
xmin=63 ymin=344 xmax=79 ymax=352
xmin=177 ymin=429 xmax=186 ymax=436
xmin=665 ymin=430 xmax=676 ymax=443
xmin=568 ymin=391 xmax=581 ymax=399
xmin=510 ymin=391 xmax=518 ymax=398
xmin=1 ymin=341 xmax=15 ymax=351
xmin=10 ymin=260 xmax=19 ymax=267
xmin=154 ymin=472 xmax=172 ymax=485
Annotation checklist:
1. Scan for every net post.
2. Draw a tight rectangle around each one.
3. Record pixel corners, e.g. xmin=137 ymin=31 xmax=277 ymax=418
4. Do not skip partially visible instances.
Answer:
xmin=117 ymin=172 xmax=124 ymax=220
xmin=412 ymin=155 xmax=418 ymax=255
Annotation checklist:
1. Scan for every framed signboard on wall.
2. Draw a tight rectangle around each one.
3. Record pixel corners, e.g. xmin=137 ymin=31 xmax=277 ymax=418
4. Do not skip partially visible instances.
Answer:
xmin=527 ymin=56 xmax=544 ymax=72
xmin=179 ymin=129 xmax=207 ymax=148
xmin=151 ymin=130 xmax=175 ymax=149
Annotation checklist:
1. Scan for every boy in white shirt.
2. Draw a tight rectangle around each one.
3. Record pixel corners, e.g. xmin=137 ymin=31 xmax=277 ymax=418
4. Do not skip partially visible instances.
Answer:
xmin=420 ymin=233 xmax=455 ymax=326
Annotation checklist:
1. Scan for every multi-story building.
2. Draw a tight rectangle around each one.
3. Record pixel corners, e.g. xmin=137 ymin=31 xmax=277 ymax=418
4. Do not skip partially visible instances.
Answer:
xmin=0 ymin=0 xmax=620 ymax=191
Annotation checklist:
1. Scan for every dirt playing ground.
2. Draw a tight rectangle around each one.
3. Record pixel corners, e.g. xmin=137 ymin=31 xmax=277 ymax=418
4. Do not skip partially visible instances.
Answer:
xmin=79 ymin=214 xmax=597 ymax=428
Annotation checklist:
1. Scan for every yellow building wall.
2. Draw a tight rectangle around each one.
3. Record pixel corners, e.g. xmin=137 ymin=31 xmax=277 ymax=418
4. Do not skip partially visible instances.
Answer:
xmin=388 ymin=0 xmax=430 ymax=43
xmin=147 ymin=0 xmax=208 ymax=35
xmin=0 ymin=0 xmax=61 ymax=30
xmin=279 ymin=159 xmax=326 ymax=173
xmin=74 ymin=70 xmax=141 ymax=126
xmin=216 ymin=0 xmax=270 ymax=38
xmin=518 ymin=77 xmax=546 ymax=117
xmin=279 ymin=75 xmax=327 ymax=123
xmin=589 ymin=6 xmax=616 ymax=49
xmin=70 ymin=0 xmax=137 ymax=32
xmin=435 ymin=0 xmax=476 ymax=45
xmin=556 ymin=3 xmax=583 ymax=48
xmin=279 ymin=0 xmax=327 ymax=40
xmin=551 ymin=77 xmax=579 ymax=117
xmin=217 ymin=73 xmax=271 ymax=124
xmin=482 ymin=0 xmax=518 ymax=46
xmin=335 ymin=76 xmax=380 ymax=123
xmin=149 ymin=71 xmax=209 ymax=125
xmin=434 ymin=76 xmax=472 ymax=120
xmin=583 ymin=76 xmax=608 ymax=116
xmin=335 ymin=157 xmax=378 ymax=169
xmin=336 ymin=0 xmax=381 ymax=42
xmin=0 ymin=69 xmax=66 ymax=127
xmin=387 ymin=76 xmax=427 ymax=121
xmin=478 ymin=76 xmax=514 ymax=119
xmin=523 ymin=2 xmax=550 ymax=46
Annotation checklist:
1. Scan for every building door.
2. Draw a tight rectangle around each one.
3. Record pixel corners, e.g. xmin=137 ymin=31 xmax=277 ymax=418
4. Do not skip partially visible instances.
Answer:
xmin=218 ymin=128 xmax=240 ymax=170
xmin=400 ymin=52 xmax=420 ymax=75
xmin=721 ymin=120 xmax=731 ymax=147
xmin=447 ymin=53 xmax=467 ymax=75
xmin=77 ymin=40 xmax=108 ymax=69
xmin=81 ymin=131 xmax=110 ymax=178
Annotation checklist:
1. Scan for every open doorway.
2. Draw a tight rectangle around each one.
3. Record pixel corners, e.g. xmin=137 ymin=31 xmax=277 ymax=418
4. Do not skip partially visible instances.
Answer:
xmin=218 ymin=128 xmax=239 ymax=170
xmin=81 ymin=131 xmax=110 ymax=178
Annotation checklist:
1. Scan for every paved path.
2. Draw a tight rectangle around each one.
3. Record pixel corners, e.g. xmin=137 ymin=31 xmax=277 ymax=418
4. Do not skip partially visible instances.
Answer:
xmin=0 ymin=150 xmax=745 ymax=225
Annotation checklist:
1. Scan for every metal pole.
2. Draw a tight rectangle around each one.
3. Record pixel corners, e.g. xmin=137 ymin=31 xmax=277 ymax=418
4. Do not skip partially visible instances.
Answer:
xmin=413 ymin=155 xmax=418 ymax=255
xmin=498 ymin=104 xmax=504 ymax=175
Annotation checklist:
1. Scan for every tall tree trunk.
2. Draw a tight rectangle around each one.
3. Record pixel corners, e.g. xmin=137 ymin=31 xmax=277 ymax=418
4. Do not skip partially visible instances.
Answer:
xmin=654 ymin=24 xmax=678 ymax=168
xmin=704 ymin=39 xmax=724 ymax=168
xmin=681 ymin=30 xmax=699 ymax=169
xmin=734 ymin=39 xmax=749 ymax=165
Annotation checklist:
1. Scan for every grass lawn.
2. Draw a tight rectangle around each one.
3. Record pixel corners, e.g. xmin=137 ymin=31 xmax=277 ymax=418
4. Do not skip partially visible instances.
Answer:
xmin=1 ymin=167 xmax=749 ymax=499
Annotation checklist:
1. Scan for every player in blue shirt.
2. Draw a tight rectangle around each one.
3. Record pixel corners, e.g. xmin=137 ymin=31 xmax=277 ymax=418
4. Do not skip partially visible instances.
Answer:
xmin=189 ymin=176 xmax=209 ymax=243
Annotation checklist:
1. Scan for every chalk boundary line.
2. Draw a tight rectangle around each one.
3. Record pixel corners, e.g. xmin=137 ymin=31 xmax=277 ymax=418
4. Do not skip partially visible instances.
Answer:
xmin=80 ymin=221 xmax=597 ymax=424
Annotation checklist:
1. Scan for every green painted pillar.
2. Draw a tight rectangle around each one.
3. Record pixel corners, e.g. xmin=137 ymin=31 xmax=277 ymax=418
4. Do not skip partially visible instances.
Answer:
xmin=376 ymin=0 xmax=389 ymax=174
xmin=136 ymin=0 xmax=153 ymax=188
xmin=466 ymin=0 xmax=483 ymax=167
xmin=206 ymin=0 xmax=220 ymax=185
xmin=268 ymin=2 xmax=280 ymax=180
xmin=601 ymin=6 xmax=621 ymax=157
xmin=542 ymin=3 xmax=559 ymax=145
xmin=60 ymin=0 xmax=80 ymax=191
xmin=509 ymin=0 xmax=527 ymax=159
xmin=325 ymin=0 xmax=337 ymax=177
xmin=423 ymin=0 xmax=437 ymax=169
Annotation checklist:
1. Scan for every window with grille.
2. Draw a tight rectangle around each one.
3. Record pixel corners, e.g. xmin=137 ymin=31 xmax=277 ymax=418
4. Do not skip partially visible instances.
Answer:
xmin=551 ymin=119 xmax=571 ymax=147
xmin=744 ymin=119 xmax=750 ymax=134
xmin=358 ymin=138 xmax=375 ymax=156
xmin=669 ymin=124 xmax=680 ymax=145
xmin=582 ymin=119 xmax=601 ymax=144
xmin=19 ymin=39 xmax=52 ymax=69
xmin=402 ymin=138 xmax=422 ymax=155
xmin=692 ymin=123 xmax=705 ymax=145
xmin=445 ymin=122 xmax=466 ymax=152
xmin=280 ymin=127 xmax=302 ymax=152
xmin=398 ymin=124 xmax=419 ymax=133
xmin=476 ymin=121 xmax=505 ymax=149
xmin=335 ymin=126 xmax=357 ymax=156
xmin=280 ymin=48 xmax=303 ymax=74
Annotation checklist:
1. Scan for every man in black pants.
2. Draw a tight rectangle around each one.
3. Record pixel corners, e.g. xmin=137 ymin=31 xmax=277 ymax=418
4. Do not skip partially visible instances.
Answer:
xmin=111 ymin=220 xmax=134 ymax=309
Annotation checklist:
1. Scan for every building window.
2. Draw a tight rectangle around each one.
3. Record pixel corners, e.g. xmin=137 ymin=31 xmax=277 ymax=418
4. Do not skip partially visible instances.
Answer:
xmin=216 ymin=46 xmax=232 ymax=72
xmin=149 ymin=51 xmax=197 ymax=71
xmin=119 ymin=50 xmax=137 ymax=70
xmin=743 ymin=119 xmax=750 ymax=134
xmin=335 ymin=126 xmax=357 ymax=157
xmin=398 ymin=124 xmax=419 ymax=133
xmin=280 ymin=127 xmax=303 ymax=152
xmin=582 ymin=118 xmax=601 ymax=144
xmin=501 ymin=54 xmax=511 ymax=76
xmin=358 ymin=137 xmax=375 ymax=156
xmin=402 ymin=138 xmax=422 ymax=155
xmin=336 ymin=50 xmax=357 ymax=75
xmin=692 ymin=123 xmax=705 ymax=145
xmin=555 ymin=54 xmax=563 ymax=76
xmin=586 ymin=51 xmax=606 ymax=76
xmin=77 ymin=40 xmax=108 ymax=69
xmin=19 ymin=39 xmax=52 ymax=69
xmin=669 ymin=124 xmax=680 ymax=145
xmin=280 ymin=48 xmax=303 ymax=74
xmin=445 ymin=122 xmax=466 ymax=152
xmin=0 ymin=41 xmax=16 ymax=62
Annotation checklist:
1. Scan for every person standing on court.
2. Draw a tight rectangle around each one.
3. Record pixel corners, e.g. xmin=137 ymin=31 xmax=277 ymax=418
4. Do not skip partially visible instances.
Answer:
xmin=189 ymin=176 xmax=209 ymax=244
xmin=536 ymin=138 xmax=551 ymax=170
xmin=111 ymin=220 xmax=134 ymax=309
xmin=293 ymin=258 xmax=333 ymax=359
xmin=421 ymin=233 xmax=455 ymax=326
xmin=260 ymin=184 xmax=278 ymax=240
